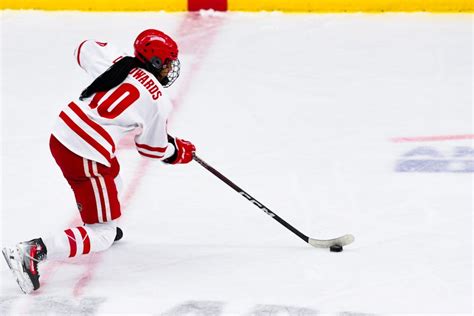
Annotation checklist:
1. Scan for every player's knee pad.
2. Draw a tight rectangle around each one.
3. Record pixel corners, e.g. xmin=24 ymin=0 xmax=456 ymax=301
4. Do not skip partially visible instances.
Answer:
xmin=84 ymin=221 xmax=118 ymax=252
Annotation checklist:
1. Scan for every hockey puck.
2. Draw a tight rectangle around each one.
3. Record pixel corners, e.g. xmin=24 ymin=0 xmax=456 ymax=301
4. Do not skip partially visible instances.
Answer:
xmin=114 ymin=227 xmax=123 ymax=242
xmin=329 ymin=244 xmax=343 ymax=252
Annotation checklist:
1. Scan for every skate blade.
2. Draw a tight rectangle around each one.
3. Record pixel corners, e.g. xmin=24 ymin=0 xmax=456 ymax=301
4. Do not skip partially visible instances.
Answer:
xmin=2 ymin=247 xmax=34 ymax=294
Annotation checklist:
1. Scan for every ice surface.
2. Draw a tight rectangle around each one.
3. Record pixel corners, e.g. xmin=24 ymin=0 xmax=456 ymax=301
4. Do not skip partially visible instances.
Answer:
xmin=0 ymin=11 xmax=472 ymax=315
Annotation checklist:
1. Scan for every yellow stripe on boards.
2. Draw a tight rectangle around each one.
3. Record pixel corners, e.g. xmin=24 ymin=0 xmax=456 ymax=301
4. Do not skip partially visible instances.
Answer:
xmin=1 ymin=0 xmax=188 ymax=11
xmin=2 ymin=0 xmax=472 ymax=12
xmin=228 ymin=0 xmax=473 ymax=12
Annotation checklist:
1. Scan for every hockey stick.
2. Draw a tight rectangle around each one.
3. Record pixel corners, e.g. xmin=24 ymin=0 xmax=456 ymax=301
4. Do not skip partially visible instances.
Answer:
xmin=193 ymin=154 xmax=354 ymax=248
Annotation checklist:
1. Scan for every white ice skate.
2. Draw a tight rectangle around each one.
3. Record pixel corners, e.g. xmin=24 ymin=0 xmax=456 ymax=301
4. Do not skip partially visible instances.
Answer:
xmin=2 ymin=238 xmax=47 ymax=294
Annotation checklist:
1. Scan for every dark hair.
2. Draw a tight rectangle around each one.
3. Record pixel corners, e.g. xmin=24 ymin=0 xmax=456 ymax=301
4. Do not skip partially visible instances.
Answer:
xmin=79 ymin=56 xmax=144 ymax=100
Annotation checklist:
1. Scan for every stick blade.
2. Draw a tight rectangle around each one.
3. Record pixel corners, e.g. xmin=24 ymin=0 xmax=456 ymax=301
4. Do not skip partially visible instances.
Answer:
xmin=308 ymin=234 xmax=355 ymax=248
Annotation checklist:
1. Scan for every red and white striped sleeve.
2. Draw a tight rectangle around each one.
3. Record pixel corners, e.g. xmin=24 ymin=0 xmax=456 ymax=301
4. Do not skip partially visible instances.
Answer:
xmin=134 ymin=112 xmax=175 ymax=160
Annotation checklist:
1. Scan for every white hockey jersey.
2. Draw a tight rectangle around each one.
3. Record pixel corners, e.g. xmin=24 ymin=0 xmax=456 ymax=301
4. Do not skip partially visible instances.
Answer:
xmin=52 ymin=40 xmax=175 ymax=167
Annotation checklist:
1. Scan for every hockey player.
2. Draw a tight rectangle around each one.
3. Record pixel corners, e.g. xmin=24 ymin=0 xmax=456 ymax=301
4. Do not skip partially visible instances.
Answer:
xmin=2 ymin=29 xmax=195 ymax=294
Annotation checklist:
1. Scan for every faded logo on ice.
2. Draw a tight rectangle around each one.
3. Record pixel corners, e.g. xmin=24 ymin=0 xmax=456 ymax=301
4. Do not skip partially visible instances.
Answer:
xmin=0 ymin=297 xmax=376 ymax=315
xmin=0 ymin=296 xmax=105 ymax=315
xmin=395 ymin=146 xmax=474 ymax=173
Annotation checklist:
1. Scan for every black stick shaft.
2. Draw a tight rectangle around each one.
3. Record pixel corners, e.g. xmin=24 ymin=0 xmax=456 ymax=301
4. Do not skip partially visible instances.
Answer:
xmin=193 ymin=154 xmax=309 ymax=243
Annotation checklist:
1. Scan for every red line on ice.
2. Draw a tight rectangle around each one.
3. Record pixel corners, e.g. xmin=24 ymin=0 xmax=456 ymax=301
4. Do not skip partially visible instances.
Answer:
xmin=391 ymin=134 xmax=474 ymax=143
xmin=72 ymin=159 xmax=150 ymax=297
xmin=71 ymin=12 xmax=226 ymax=298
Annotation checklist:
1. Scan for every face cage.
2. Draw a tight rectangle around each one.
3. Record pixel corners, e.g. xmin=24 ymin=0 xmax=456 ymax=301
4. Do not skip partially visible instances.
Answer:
xmin=161 ymin=59 xmax=180 ymax=88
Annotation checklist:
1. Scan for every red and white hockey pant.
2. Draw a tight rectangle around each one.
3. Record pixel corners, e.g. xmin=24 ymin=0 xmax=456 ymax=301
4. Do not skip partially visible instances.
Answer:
xmin=50 ymin=135 xmax=121 ymax=224
xmin=45 ymin=135 xmax=121 ymax=259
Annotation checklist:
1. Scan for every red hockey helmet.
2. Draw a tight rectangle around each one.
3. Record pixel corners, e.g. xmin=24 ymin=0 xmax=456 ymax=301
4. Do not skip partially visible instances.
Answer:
xmin=134 ymin=29 xmax=180 ymax=87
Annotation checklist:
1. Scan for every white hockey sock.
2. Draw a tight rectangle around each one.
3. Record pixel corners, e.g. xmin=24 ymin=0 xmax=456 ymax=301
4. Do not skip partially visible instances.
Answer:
xmin=42 ymin=221 xmax=117 ymax=260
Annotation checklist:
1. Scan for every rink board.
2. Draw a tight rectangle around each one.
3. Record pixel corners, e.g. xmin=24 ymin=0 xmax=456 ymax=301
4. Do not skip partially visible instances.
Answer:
xmin=1 ymin=0 xmax=472 ymax=12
